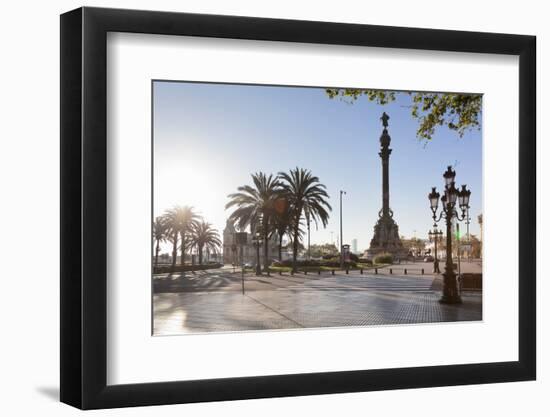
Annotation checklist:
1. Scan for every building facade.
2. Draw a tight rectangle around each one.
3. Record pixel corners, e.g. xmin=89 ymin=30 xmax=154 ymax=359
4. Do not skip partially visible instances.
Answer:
xmin=222 ymin=219 xmax=280 ymax=265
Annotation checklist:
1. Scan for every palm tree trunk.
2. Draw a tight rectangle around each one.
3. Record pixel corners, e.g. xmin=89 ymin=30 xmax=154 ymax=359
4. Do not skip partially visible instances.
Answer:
xmin=278 ymin=233 xmax=283 ymax=261
xmin=171 ymin=230 xmax=178 ymax=269
xmin=263 ymin=229 xmax=270 ymax=272
xmin=198 ymin=244 xmax=203 ymax=265
xmin=292 ymin=225 xmax=299 ymax=272
xmin=291 ymin=208 xmax=302 ymax=272
xmin=155 ymin=240 xmax=160 ymax=268
xmin=180 ymin=230 xmax=186 ymax=266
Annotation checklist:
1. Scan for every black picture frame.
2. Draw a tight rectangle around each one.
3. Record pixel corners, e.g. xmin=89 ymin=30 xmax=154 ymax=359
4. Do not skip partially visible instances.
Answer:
xmin=60 ymin=6 xmax=536 ymax=410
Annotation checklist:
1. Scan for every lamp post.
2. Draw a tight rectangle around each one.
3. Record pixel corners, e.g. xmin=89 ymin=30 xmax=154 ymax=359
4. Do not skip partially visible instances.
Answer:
xmin=306 ymin=211 xmax=311 ymax=261
xmin=252 ymin=232 xmax=262 ymax=276
xmin=339 ymin=190 xmax=346 ymax=269
xmin=465 ymin=208 xmax=471 ymax=262
xmin=428 ymin=166 xmax=471 ymax=304
xmin=428 ymin=224 xmax=443 ymax=273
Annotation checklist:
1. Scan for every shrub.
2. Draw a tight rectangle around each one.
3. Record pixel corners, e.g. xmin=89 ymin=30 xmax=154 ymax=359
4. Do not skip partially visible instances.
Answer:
xmin=153 ymin=263 xmax=222 ymax=274
xmin=374 ymin=253 xmax=393 ymax=264
xmin=358 ymin=258 xmax=373 ymax=265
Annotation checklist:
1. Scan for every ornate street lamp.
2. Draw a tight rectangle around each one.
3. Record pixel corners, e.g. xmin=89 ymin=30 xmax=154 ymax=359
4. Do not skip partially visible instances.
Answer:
xmin=252 ymin=232 xmax=262 ymax=276
xmin=428 ymin=166 xmax=471 ymax=304
xmin=443 ymin=165 xmax=456 ymax=187
xmin=428 ymin=224 xmax=443 ymax=273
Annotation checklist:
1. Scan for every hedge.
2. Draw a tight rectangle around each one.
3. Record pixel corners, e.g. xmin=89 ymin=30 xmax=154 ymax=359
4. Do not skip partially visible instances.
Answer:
xmin=153 ymin=263 xmax=222 ymax=274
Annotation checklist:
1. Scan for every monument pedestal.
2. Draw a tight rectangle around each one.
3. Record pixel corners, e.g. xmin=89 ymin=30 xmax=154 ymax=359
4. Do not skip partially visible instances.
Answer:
xmin=365 ymin=214 xmax=407 ymax=260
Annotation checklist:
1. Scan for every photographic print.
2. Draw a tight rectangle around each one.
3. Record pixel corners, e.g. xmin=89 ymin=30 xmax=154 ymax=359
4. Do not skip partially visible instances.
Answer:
xmin=152 ymin=81 xmax=483 ymax=336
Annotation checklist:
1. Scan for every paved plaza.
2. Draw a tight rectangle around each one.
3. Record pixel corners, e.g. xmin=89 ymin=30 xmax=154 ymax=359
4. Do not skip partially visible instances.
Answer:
xmin=153 ymin=265 xmax=482 ymax=335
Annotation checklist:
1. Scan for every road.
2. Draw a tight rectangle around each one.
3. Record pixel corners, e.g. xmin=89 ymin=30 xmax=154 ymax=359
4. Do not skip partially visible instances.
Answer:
xmin=153 ymin=266 xmax=482 ymax=335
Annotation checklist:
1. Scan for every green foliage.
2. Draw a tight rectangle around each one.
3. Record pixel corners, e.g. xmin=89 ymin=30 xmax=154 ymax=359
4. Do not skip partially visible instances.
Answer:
xmin=278 ymin=167 xmax=332 ymax=271
xmin=226 ymin=172 xmax=282 ymax=271
xmin=309 ymin=243 xmax=339 ymax=258
xmin=153 ymin=263 xmax=222 ymax=274
xmin=225 ymin=168 xmax=332 ymax=271
xmin=401 ymin=237 xmax=426 ymax=252
xmin=325 ymin=89 xmax=482 ymax=141
xmin=374 ymin=252 xmax=394 ymax=264
xmin=189 ymin=221 xmax=221 ymax=265
xmin=162 ymin=205 xmax=200 ymax=267
xmin=158 ymin=206 xmax=221 ymax=268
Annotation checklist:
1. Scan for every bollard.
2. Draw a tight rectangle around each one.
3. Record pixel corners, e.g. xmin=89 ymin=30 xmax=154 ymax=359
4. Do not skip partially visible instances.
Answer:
xmin=279 ymin=271 xmax=282 ymax=276
xmin=331 ymin=270 xmax=335 ymax=275
xmin=291 ymin=270 xmax=294 ymax=276
xmin=346 ymin=268 xmax=349 ymax=275
xmin=404 ymin=268 xmax=407 ymax=275
xmin=267 ymin=270 xmax=270 ymax=277
xmin=421 ymin=268 xmax=424 ymax=275
xmin=360 ymin=268 xmax=363 ymax=274
xmin=390 ymin=268 xmax=393 ymax=274
xmin=375 ymin=268 xmax=378 ymax=274
xmin=318 ymin=270 xmax=321 ymax=275
xmin=304 ymin=270 xmax=307 ymax=275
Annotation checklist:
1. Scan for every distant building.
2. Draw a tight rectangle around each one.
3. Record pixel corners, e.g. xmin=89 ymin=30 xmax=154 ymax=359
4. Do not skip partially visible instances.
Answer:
xmin=352 ymin=238 xmax=358 ymax=254
xmin=222 ymin=219 xmax=279 ymax=265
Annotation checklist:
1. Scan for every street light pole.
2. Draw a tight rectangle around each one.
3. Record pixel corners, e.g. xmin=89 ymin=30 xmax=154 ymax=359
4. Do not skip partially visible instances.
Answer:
xmin=306 ymin=213 xmax=311 ymax=261
xmin=339 ymin=190 xmax=346 ymax=269
xmin=252 ymin=232 xmax=262 ymax=276
xmin=428 ymin=166 xmax=471 ymax=304
xmin=466 ymin=208 xmax=471 ymax=262
xmin=428 ymin=224 xmax=442 ymax=273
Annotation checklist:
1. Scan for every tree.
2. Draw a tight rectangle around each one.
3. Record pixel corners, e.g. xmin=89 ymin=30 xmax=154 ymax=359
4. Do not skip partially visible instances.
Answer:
xmin=226 ymin=172 xmax=282 ymax=272
xmin=325 ymin=89 xmax=482 ymax=141
xmin=401 ymin=237 xmax=426 ymax=256
xmin=189 ymin=221 xmax=221 ymax=265
xmin=163 ymin=205 xmax=200 ymax=267
xmin=162 ymin=209 xmax=180 ymax=269
xmin=468 ymin=234 xmax=482 ymax=259
xmin=153 ymin=216 xmax=168 ymax=268
xmin=309 ymin=243 xmax=339 ymax=258
xmin=278 ymin=167 xmax=331 ymax=272
xmin=271 ymin=197 xmax=292 ymax=261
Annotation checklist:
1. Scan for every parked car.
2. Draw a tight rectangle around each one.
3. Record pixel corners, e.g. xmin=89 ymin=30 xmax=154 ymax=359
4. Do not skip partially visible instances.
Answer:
xmin=423 ymin=255 xmax=434 ymax=262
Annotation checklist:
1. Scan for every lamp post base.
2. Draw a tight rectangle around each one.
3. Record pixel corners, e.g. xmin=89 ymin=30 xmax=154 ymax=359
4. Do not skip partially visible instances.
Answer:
xmin=439 ymin=270 xmax=462 ymax=304
xmin=439 ymin=294 xmax=462 ymax=304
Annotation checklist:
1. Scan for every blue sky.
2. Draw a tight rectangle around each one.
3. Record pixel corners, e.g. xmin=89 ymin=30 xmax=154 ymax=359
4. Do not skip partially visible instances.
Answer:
xmin=153 ymin=81 xmax=482 ymax=252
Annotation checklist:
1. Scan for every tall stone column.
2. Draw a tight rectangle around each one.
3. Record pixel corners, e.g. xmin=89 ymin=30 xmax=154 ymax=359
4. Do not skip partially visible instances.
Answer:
xmin=365 ymin=112 xmax=406 ymax=260
xmin=380 ymin=126 xmax=392 ymax=217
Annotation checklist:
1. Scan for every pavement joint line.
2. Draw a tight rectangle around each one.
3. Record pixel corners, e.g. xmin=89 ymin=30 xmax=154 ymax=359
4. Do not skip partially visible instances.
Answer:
xmin=244 ymin=293 xmax=305 ymax=328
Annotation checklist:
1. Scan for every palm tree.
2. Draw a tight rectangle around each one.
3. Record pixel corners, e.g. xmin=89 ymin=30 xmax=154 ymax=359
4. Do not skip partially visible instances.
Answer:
xmin=162 ymin=210 xmax=180 ymax=269
xmin=153 ymin=216 xmax=168 ymax=268
xmin=189 ymin=221 xmax=222 ymax=265
xmin=163 ymin=205 xmax=200 ymax=268
xmin=271 ymin=197 xmax=292 ymax=261
xmin=226 ymin=172 xmax=281 ymax=272
xmin=278 ymin=167 xmax=331 ymax=272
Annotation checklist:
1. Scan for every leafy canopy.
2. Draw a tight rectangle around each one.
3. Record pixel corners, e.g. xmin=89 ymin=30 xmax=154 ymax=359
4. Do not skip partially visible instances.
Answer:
xmin=325 ymin=89 xmax=482 ymax=141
